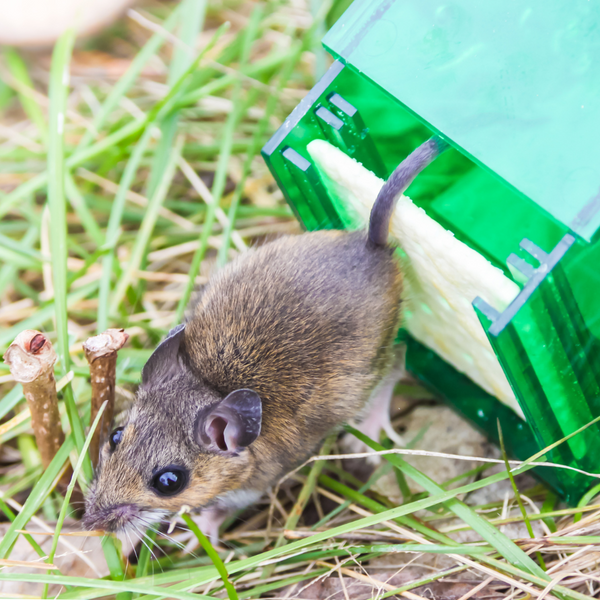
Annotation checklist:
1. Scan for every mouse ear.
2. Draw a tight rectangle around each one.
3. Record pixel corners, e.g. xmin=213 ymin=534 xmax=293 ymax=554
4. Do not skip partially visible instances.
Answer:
xmin=195 ymin=389 xmax=262 ymax=454
xmin=141 ymin=324 xmax=186 ymax=387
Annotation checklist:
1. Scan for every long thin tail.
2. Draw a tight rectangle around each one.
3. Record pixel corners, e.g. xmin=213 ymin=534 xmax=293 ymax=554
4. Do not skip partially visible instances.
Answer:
xmin=368 ymin=136 xmax=448 ymax=246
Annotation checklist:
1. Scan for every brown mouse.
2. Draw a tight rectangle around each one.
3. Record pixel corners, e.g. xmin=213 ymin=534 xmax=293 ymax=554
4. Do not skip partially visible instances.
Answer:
xmin=83 ymin=136 xmax=446 ymax=543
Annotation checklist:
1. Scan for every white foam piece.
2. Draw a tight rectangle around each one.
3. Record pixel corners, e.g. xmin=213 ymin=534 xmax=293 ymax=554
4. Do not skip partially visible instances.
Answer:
xmin=307 ymin=139 xmax=523 ymax=418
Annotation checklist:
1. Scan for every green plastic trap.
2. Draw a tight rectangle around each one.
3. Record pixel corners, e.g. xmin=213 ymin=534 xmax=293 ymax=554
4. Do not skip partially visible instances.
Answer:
xmin=262 ymin=0 xmax=600 ymax=503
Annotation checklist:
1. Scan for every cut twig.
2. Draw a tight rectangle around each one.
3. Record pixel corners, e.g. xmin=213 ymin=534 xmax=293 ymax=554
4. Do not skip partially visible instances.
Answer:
xmin=83 ymin=328 xmax=129 ymax=467
xmin=3 ymin=330 xmax=65 ymax=469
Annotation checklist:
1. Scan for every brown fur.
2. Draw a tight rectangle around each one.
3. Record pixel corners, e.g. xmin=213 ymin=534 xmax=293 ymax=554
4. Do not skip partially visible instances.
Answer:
xmin=83 ymin=229 xmax=402 ymax=532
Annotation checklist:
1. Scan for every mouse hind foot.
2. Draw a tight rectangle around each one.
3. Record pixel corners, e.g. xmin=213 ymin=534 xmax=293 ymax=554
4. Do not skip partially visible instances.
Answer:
xmin=342 ymin=345 xmax=406 ymax=462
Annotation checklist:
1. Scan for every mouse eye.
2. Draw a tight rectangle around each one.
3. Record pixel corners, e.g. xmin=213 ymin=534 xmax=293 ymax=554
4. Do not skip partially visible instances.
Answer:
xmin=151 ymin=466 xmax=188 ymax=497
xmin=109 ymin=427 xmax=124 ymax=451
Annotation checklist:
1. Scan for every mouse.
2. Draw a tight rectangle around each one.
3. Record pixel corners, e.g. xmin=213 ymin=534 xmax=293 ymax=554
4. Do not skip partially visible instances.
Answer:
xmin=83 ymin=136 xmax=447 ymax=544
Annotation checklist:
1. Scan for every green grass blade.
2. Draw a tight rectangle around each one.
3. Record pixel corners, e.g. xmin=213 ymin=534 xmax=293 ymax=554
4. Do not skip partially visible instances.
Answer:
xmin=170 ymin=0 xmax=206 ymax=82
xmin=174 ymin=16 xmax=255 ymax=322
xmin=96 ymin=126 xmax=154 ymax=332
xmin=172 ymin=93 xmax=245 ymax=322
xmin=128 ymin=463 xmax=540 ymax=600
xmin=102 ymin=536 xmax=131 ymax=600
xmin=0 ymin=230 xmax=43 ymax=263
xmin=574 ymin=482 xmax=600 ymax=523
xmin=262 ymin=436 xmax=336 ymax=576
xmin=238 ymin=569 xmax=330 ymax=599
xmin=48 ymin=27 xmax=76 ymax=370
xmin=146 ymin=112 xmax=180 ymax=202
xmin=0 ymin=225 xmax=38 ymax=294
xmin=0 ymin=573 xmax=213 ymax=600
xmin=442 ymin=462 xmax=493 ymax=488
xmin=145 ymin=0 xmax=206 ymax=200
xmin=47 ymin=403 xmax=107 ymax=564
xmin=145 ymin=22 xmax=230 ymax=125
xmin=319 ymin=474 xmax=459 ymax=546
xmin=46 ymin=461 xmax=539 ymax=600
xmin=0 ymin=280 xmax=98 ymax=351
xmin=363 ymin=543 xmax=490 ymax=555
xmin=346 ymin=426 xmax=548 ymax=580
xmin=182 ymin=514 xmax=239 ymax=600
xmin=133 ymin=525 xmax=157 ymax=596
xmin=313 ymin=462 xmax=393 ymax=529
xmin=177 ymin=51 xmax=288 ymax=109
xmin=374 ymin=566 xmax=480 ymax=600
xmin=539 ymin=491 xmax=558 ymax=532
xmin=109 ymin=134 xmax=184 ymax=314
xmin=0 ymin=116 xmax=137 ymax=220
xmin=41 ymin=402 xmax=108 ymax=598
xmin=0 ymin=24 xmax=229 ymax=221
xmin=216 ymin=8 xmax=273 ymax=268
xmin=0 ymin=436 xmax=74 ymax=558
xmin=131 ymin=0 xmax=204 ymax=308
xmin=0 ymin=497 xmax=46 ymax=559
xmin=101 ymin=22 xmax=229 ymax=318
xmin=217 ymin=37 xmax=306 ymax=267
xmin=0 ymin=243 xmax=39 ymax=269
xmin=47 ymin=28 xmax=90 ymax=476
xmin=475 ymin=555 xmax=592 ymax=600
xmin=65 ymin=172 xmax=104 ymax=247
xmin=77 ymin=5 xmax=183 ymax=151
xmin=273 ymin=436 xmax=334 ymax=553
xmin=498 ymin=420 xmax=546 ymax=570
xmin=0 ymin=385 xmax=24 ymax=421
xmin=4 ymin=48 xmax=48 ymax=145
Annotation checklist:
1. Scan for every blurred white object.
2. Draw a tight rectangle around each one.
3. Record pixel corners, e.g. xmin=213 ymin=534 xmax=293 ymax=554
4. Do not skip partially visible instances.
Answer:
xmin=0 ymin=0 xmax=135 ymax=46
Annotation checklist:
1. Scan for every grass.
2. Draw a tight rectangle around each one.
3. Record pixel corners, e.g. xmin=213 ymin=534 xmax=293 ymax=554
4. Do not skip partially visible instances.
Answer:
xmin=0 ymin=0 xmax=599 ymax=599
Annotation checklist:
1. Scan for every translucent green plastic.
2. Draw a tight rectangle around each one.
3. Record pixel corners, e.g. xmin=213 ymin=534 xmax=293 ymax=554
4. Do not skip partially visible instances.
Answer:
xmin=262 ymin=1 xmax=600 ymax=503
xmin=324 ymin=0 xmax=600 ymax=243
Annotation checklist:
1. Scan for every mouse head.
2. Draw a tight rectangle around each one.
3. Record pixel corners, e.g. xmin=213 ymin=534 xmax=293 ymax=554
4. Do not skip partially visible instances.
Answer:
xmin=83 ymin=325 xmax=262 ymax=534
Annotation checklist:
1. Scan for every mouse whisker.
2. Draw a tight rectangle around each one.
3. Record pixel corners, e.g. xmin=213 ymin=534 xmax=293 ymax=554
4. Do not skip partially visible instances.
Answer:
xmin=133 ymin=527 xmax=157 ymax=564
xmin=141 ymin=522 xmax=183 ymax=548
xmin=136 ymin=515 xmax=199 ymax=557
xmin=154 ymin=518 xmax=193 ymax=535
xmin=125 ymin=529 xmax=139 ymax=564
xmin=135 ymin=520 xmax=184 ymax=563
xmin=132 ymin=523 xmax=168 ymax=571
xmin=158 ymin=531 xmax=194 ymax=554
xmin=145 ymin=524 xmax=198 ymax=558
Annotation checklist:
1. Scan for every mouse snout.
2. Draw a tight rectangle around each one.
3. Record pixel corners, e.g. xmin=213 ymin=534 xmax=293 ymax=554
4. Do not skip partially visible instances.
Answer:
xmin=82 ymin=502 xmax=140 ymax=533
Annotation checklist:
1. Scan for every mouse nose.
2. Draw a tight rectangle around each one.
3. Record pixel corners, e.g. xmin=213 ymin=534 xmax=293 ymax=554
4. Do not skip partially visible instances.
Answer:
xmin=82 ymin=503 xmax=139 ymax=533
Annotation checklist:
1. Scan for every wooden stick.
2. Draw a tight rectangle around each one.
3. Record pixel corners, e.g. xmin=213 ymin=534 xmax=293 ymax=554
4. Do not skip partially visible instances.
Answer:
xmin=3 ymin=330 xmax=64 ymax=468
xmin=83 ymin=328 xmax=129 ymax=467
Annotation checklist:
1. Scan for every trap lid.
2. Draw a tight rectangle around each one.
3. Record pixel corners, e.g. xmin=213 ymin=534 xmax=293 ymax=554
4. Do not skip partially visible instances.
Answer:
xmin=323 ymin=0 xmax=600 ymax=241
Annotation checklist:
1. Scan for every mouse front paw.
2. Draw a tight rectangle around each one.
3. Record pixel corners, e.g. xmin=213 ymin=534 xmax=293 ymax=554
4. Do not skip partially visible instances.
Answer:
xmin=195 ymin=507 xmax=229 ymax=546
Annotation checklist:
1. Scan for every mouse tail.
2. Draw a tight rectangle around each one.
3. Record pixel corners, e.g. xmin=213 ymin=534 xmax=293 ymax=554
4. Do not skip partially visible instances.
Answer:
xmin=368 ymin=135 xmax=448 ymax=247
